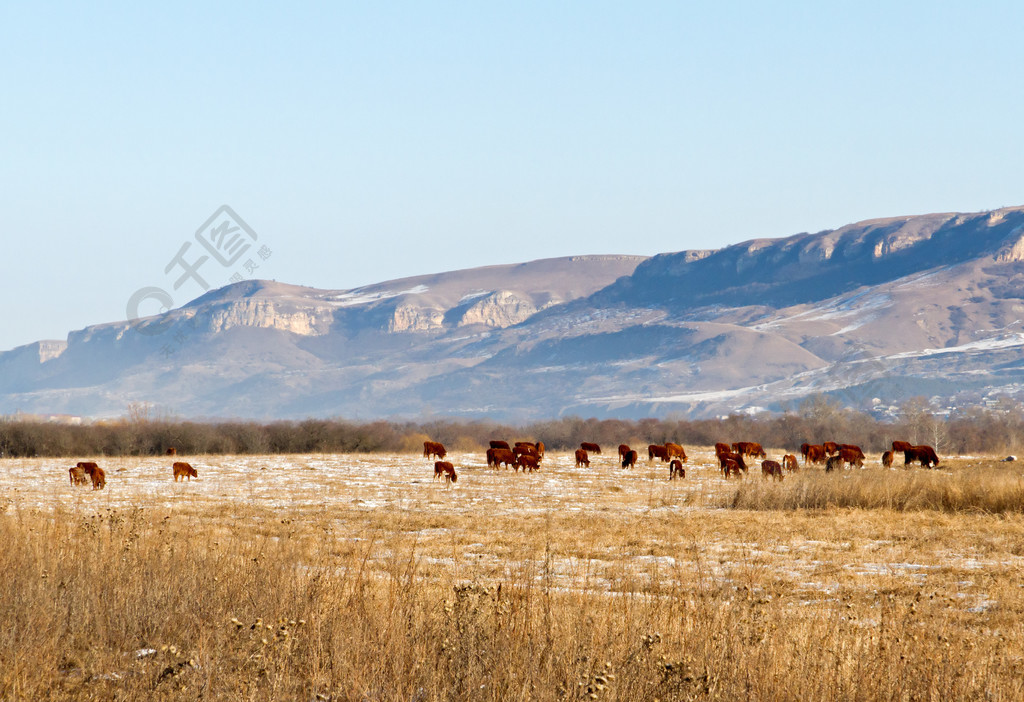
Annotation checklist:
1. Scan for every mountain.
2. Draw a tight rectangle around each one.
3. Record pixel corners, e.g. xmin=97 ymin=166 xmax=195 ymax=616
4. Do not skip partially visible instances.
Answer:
xmin=5 ymin=206 xmax=1024 ymax=421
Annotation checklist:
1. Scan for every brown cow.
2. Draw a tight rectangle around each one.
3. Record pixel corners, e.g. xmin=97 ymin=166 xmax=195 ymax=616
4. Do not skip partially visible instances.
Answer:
xmin=721 ymin=458 xmax=743 ymax=479
xmin=78 ymin=462 xmax=105 ymax=490
xmin=823 ymin=441 xmax=839 ymax=456
xmin=489 ymin=440 xmax=510 ymax=450
xmin=665 ymin=442 xmax=687 ymax=462
xmin=839 ymin=444 xmax=865 ymax=460
xmin=648 ymin=444 xmax=670 ymax=462
xmin=761 ymin=460 xmax=784 ymax=481
xmin=515 ymin=454 xmax=541 ymax=473
xmin=733 ymin=442 xmax=766 ymax=459
xmin=487 ymin=448 xmax=516 ymax=469
xmin=617 ymin=444 xmax=631 ymax=459
xmin=513 ymin=444 xmax=540 ymax=460
xmin=904 ymin=445 xmax=940 ymax=468
xmin=669 ymin=459 xmax=685 ymax=480
xmin=69 ymin=465 xmax=88 ymax=486
xmin=718 ymin=451 xmax=747 ymax=473
xmin=839 ymin=448 xmax=864 ymax=468
xmin=782 ymin=454 xmax=798 ymax=472
xmin=881 ymin=450 xmax=894 ymax=468
xmin=434 ymin=461 xmax=457 ymax=485
xmin=799 ymin=442 xmax=810 ymax=461
xmin=891 ymin=440 xmax=913 ymax=454
xmin=715 ymin=442 xmax=732 ymax=458
xmin=166 ymin=447 xmax=177 ymax=456
xmin=825 ymin=455 xmax=843 ymax=473
xmin=621 ymin=450 xmax=638 ymax=469
xmin=423 ymin=441 xmax=447 ymax=460
xmin=575 ymin=448 xmax=590 ymax=468
xmin=580 ymin=442 xmax=601 ymax=455
xmin=805 ymin=445 xmax=827 ymax=465
xmin=173 ymin=461 xmax=198 ymax=481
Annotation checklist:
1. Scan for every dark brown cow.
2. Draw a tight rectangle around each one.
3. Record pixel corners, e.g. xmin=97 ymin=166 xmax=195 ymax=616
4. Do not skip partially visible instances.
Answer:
xmin=575 ymin=448 xmax=590 ymax=468
xmin=78 ymin=462 xmax=105 ymax=490
xmin=514 ymin=441 xmax=545 ymax=457
xmin=487 ymin=448 xmax=516 ymax=469
xmin=891 ymin=440 xmax=914 ymax=454
xmin=718 ymin=451 xmax=747 ymax=473
xmin=839 ymin=448 xmax=864 ymax=468
xmin=669 ymin=459 xmax=685 ymax=480
xmin=515 ymin=454 xmax=541 ymax=473
xmin=904 ymin=445 xmax=940 ymax=468
xmin=800 ymin=443 xmax=811 ymax=462
xmin=782 ymin=454 xmax=798 ymax=472
xmin=536 ymin=442 xmax=545 ymax=458
xmin=173 ymin=461 xmax=198 ymax=481
xmin=881 ymin=450 xmax=894 ymax=468
xmin=580 ymin=442 xmax=601 ymax=455
xmin=513 ymin=444 xmax=540 ymax=460
xmin=721 ymin=458 xmax=743 ymax=479
xmin=423 ymin=441 xmax=447 ymax=460
xmin=665 ymin=442 xmax=687 ymax=462
xmin=648 ymin=444 xmax=670 ymax=462
xmin=434 ymin=461 xmax=457 ymax=485
xmin=489 ymin=440 xmax=510 ymax=450
xmin=839 ymin=444 xmax=865 ymax=460
xmin=621 ymin=450 xmax=638 ymax=469
xmin=69 ymin=465 xmax=88 ymax=486
xmin=617 ymin=444 xmax=631 ymax=459
xmin=825 ymin=455 xmax=843 ymax=473
xmin=166 ymin=447 xmax=177 ymax=456
xmin=823 ymin=441 xmax=839 ymax=456
xmin=761 ymin=460 xmax=784 ymax=481
xmin=805 ymin=445 xmax=827 ymax=465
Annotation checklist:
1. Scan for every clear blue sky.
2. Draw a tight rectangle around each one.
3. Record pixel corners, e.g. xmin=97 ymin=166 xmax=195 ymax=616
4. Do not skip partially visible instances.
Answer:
xmin=2 ymin=2 xmax=1023 ymax=352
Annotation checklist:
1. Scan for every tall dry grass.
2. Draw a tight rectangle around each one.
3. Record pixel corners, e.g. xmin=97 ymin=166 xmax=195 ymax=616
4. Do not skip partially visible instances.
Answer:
xmin=3 ymin=497 xmax=1024 ymax=701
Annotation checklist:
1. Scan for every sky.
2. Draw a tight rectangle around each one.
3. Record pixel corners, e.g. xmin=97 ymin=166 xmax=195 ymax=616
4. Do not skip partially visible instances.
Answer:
xmin=2 ymin=1 xmax=1023 ymax=352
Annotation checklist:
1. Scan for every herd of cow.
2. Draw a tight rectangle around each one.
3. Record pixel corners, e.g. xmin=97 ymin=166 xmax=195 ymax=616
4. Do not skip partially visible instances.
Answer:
xmin=423 ymin=438 xmax=942 ymax=485
xmin=66 ymin=448 xmax=198 ymax=490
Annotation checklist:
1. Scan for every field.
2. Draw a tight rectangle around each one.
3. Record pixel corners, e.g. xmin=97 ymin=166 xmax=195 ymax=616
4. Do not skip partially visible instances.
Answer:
xmin=3 ymin=448 xmax=1024 ymax=700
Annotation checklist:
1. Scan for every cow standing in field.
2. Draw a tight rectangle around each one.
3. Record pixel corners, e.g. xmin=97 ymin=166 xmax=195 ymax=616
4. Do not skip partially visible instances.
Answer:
xmin=718 ymin=451 xmax=747 ymax=474
xmin=823 ymin=441 xmax=839 ymax=456
xmin=721 ymin=458 xmax=743 ymax=479
xmin=618 ymin=444 xmax=631 ymax=460
xmin=515 ymin=454 xmax=541 ymax=473
xmin=805 ymin=445 xmax=827 ymax=466
xmin=580 ymin=442 xmax=601 ymax=455
xmin=78 ymin=462 xmax=105 ymax=490
xmin=669 ymin=459 xmax=685 ymax=480
xmin=782 ymin=454 xmax=798 ymax=472
xmin=487 ymin=448 xmax=516 ymax=469
xmin=575 ymin=449 xmax=590 ymax=468
xmin=839 ymin=448 xmax=864 ymax=468
xmin=881 ymin=450 xmax=894 ymax=468
xmin=489 ymin=440 xmax=510 ymax=451
xmin=621 ymin=450 xmax=638 ymax=469
xmin=891 ymin=440 xmax=913 ymax=454
xmin=173 ymin=461 xmax=198 ymax=481
xmin=648 ymin=444 xmax=670 ymax=462
xmin=69 ymin=465 xmax=88 ymax=486
xmin=761 ymin=460 xmax=784 ymax=481
xmin=825 ymin=455 xmax=843 ymax=473
xmin=434 ymin=461 xmax=457 ymax=485
xmin=423 ymin=441 xmax=447 ymax=460
xmin=733 ymin=442 xmax=766 ymax=459
xmin=904 ymin=445 xmax=940 ymax=468
xmin=665 ymin=443 xmax=687 ymax=462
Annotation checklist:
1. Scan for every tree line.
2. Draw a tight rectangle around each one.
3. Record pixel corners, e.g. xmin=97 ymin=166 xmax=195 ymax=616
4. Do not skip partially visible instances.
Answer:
xmin=2 ymin=396 xmax=1022 ymax=458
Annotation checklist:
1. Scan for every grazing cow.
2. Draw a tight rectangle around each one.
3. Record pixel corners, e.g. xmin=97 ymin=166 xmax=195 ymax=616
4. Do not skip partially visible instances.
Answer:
xmin=621 ymin=450 xmax=638 ymax=469
xmin=513 ymin=444 xmax=540 ymax=461
xmin=715 ymin=442 xmax=732 ymax=458
xmin=487 ymin=448 xmax=516 ymax=469
xmin=669 ymin=459 xmax=685 ymax=480
xmin=78 ymin=462 xmax=105 ymax=490
xmin=618 ymin=444 xmax=631 ymax=459
xmin=172 ymin=461 xmax=198 ymax=481
xmin=434 ymin=461 xmax=457 ymax=485
xmin=515 ymin=454 xmax=541 ymax=473
xmin=648 ymin=444 xmax=670 ymax=462
xmin=805 ymin=445 xmax=827 ymax=465
xmin=489 ymin=440 xmax=510 ymax=450
xmin=891 ymin=440 xmax=913 ymax=454
xmin=166 ymin=447 xmax=177 ymax=456
xmin=69 ymin=465 xmax=88 ymax=486
xmin=904 ymin=445 xmax=940 ymax=468
xmin=734 ymin=442 xmax=766 ymax=459
xmin=782 ymin=454 xmax=798 ymax=472
xmin=839 ymin=444 xmax=865 ymax=461
xmin=575 ymin=448 xmax=590 ymax=468
xmin=761 ymin=460 xmax=784 ymax=481
xmin=881 ymin=450 xmax=894 ymax=468
xmin=839 ymin=448 xmax=864 ymax=468
xmin=721 ymin=458 xmax=743 ymax=479
xmin=823 ymin=441 xmax=839 ymax=456
xmin=718 ymin=451 xmax=747 ymax=473
xmin=580 ymin=442 xmax=601 ymax=455
xmin=825 ymin=455 xmax=843 ymax=473
xmin=665 ymin=442 xmax=688 ymax=462
xmin=423 ymin=441 xmax=447 ymax=460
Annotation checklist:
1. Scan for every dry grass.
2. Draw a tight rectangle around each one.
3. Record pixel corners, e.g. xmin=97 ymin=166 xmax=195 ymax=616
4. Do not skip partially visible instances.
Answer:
xmin=2 ymin=450 xmax=1024 ymax=700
